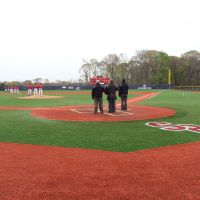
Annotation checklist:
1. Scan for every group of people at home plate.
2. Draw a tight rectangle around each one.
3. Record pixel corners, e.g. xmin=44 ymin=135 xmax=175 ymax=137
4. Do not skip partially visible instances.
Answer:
xmin=92 ymin=79 xmax=129 ymax=114
xmin=27 ymin=83 xmax=44 ymax=96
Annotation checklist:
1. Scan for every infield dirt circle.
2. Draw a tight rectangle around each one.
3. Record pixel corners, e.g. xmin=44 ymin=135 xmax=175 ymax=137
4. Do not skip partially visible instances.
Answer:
xmin=18 ymin=95 xmax=64 ymax=99
xmin=0 ymin=92 xmax=176 ymax=122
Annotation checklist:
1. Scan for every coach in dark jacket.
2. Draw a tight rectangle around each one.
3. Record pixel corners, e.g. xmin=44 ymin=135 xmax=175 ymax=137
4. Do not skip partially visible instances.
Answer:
xmin=118 ymin=79 xmax=129 ymax=110
xmin=92 ymin=80 xmax=104 ymax=114
xmin=105 ymin=80 xmax=117 ymax=113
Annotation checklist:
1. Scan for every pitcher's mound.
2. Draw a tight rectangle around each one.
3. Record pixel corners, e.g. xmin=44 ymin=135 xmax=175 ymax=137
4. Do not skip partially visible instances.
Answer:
xmin=18 ymin=95 xmax=64 ymax=99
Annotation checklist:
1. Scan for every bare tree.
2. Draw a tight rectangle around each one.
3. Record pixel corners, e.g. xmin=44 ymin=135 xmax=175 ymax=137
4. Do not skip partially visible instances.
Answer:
xmin=102 ymin=54 xmax=120 ymax=79
xmin=79 ymin=60 xmax=92 ymax=83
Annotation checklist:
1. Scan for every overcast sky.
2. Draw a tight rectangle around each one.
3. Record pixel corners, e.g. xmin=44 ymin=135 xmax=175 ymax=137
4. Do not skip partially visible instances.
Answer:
xmin=0 ymin=0 xmax=199 ymax=82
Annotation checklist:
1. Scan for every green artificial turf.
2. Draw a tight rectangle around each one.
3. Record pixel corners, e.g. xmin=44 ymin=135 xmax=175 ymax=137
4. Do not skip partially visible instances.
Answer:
xmin=0 ymin=91 xmax=91 ymax=107
xmin=0 ymin=91 xmax=136 ymax=107
xmin=0 ymin=90 xmax=200 ymax=152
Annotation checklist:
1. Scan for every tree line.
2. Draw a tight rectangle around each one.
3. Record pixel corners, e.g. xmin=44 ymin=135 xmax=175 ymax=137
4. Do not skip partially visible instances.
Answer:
xmin=79 ymin=50 xmax=200 ymax=86
xmin=1 ymin=50 xmax=200 ymax=88
xmin=0 ymin=78 xmax=78 ymax=87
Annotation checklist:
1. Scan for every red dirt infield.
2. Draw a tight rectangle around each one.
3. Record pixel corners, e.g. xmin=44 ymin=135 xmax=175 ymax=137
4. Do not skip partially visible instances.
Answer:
xmin=0 ymin=92 xmax=176 ymax=122
xmin=1 ymin=142 xmax=200 ymax=200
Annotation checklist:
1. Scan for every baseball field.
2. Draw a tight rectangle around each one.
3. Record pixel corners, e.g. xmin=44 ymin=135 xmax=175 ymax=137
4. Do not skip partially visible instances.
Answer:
xmin=1 ymin=89 xmax=200 ymax=199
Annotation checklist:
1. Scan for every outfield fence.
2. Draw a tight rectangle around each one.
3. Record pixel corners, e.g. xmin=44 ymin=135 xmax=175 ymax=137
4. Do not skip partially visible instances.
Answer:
xmin=0 ymin=84 xmax=172 ymax=91
xmin=174 ymin=86 xmax=200 ymax=91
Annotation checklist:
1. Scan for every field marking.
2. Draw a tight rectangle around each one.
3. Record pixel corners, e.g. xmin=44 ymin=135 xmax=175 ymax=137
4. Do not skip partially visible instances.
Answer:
xmin=116 ymin=92 xmax=158 ymax=107
xmin=105 ymin=111 xmax=133 ymax=116
xmin=71 ymin=108 xmax=93 ymax=114
xmin=71 ymin=108 xmax=133 ymax=116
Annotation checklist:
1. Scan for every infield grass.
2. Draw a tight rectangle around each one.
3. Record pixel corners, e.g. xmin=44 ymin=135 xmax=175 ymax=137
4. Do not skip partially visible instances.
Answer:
xmin=0 ymin=90 xmax=200 ymax=152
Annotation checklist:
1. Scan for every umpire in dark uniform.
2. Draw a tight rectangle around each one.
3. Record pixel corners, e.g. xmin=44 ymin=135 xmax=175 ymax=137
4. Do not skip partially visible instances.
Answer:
xmin=118 ymin=79 xmax=129 ymax=110
xmin=105 ymin=80 xmax=117 ymax=113
xmin=92 ymin=80 xmax=104 ymax=114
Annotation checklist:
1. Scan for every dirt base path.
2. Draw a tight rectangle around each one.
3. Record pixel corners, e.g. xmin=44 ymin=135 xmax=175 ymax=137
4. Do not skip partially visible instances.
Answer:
xmin=0 ymin=92 xmax=176 ymax=122
xmin=1 ymin=142 xmax=200 ymax=200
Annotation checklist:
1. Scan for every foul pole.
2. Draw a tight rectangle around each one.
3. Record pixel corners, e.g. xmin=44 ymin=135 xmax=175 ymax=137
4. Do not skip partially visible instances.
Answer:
xmin=168 ymin=67 xmax=171 ymax=89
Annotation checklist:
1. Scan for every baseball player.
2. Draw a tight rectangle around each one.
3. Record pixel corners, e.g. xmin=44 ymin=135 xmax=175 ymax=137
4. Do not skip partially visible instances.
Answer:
xmin=10 ymin=86 xmax=13 ymax=94
xmin=38 ymin=83 xmax=43 ymax=96
xmin=33 ymin=83 xmax=38 ymax=96
xmin=27 ymin=83 xmax=33 ymax=96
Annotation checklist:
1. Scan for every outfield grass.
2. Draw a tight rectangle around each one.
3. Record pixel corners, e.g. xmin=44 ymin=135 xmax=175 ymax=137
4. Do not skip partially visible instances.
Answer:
xmin=0 ymin=90 xmax=200 ymax=152
xmin=0 ymin=91 xmax=136 ymax=107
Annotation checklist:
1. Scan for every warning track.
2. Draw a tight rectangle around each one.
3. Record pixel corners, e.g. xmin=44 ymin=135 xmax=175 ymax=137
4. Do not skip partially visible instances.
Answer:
xmin=1 ymin=141 xmax=200 ymax=200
